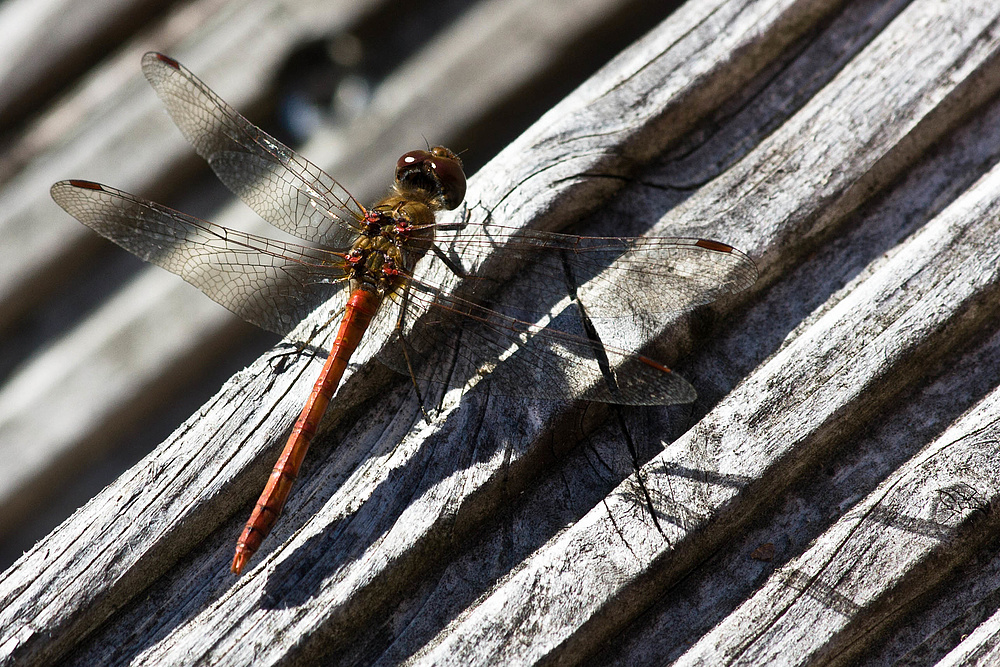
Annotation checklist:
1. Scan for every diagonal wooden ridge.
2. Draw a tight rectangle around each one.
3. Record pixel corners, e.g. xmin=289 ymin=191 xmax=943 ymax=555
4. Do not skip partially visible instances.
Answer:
xmin=5 ymin=0 xmax=1000 ymax=665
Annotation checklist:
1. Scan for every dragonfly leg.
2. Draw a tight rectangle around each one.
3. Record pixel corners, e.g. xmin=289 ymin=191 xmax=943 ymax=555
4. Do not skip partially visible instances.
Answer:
xmin=432 ymin=200 xmax=474 ymax=232
xmin=431 ymin=243 xmax=470 ymax=279
xmin=431 ymin=203 xmax=497 ymax=280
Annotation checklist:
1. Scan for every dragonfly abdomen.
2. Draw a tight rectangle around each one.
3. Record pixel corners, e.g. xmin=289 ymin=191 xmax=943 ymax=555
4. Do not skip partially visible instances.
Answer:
xmin=231 ymin=287 xmax=381 ymax=574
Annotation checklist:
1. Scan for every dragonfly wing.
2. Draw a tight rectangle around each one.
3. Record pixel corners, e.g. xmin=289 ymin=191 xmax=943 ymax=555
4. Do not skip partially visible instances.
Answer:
xmin=141 ymin=52 xmax=364 ymax=248
xmin=376 ymin=280 xmax=697 ymax=406
xmin=570 ymin=236 xmax=758 ymax=316
xmin=375 ymin=232 xmax=756 ymax=406
xmin=430 ymin=226 xmax=758 ymax=317
xmin=51 ymin=180 xmax=350 ymax=337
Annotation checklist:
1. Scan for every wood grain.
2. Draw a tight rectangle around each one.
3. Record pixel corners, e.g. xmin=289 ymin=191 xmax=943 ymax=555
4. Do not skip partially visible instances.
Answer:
xmin=5 ymin=0 xmax=1000 ymax=665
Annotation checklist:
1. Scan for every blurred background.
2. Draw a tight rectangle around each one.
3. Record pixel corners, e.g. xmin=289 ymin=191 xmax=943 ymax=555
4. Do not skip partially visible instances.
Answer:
xmin=0 ymin=0 xmax=680 ymax=570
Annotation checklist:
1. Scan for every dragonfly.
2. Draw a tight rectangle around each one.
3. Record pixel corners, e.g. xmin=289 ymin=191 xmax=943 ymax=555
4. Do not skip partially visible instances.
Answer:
xmin=51 ymin=53 xmax=758 ymax=575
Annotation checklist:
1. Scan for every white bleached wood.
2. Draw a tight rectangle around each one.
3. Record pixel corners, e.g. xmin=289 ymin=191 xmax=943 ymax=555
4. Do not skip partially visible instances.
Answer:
xmin=938 ymin=607 xmax=1000 ymax=667
xmin=0 ymin=269 xmax=232 ymax=535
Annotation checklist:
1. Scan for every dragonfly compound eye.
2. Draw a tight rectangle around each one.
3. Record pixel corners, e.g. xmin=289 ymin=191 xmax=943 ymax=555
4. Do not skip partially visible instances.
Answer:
xmin=428 ymin=147 xmax=466 ymax=210
xmin=395 ymin=147 xmax=467 ymax=211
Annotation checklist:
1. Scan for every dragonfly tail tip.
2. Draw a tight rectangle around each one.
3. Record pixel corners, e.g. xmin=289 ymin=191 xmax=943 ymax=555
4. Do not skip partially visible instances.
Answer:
xmin=231 ymin=550 xmax=251 ymax=575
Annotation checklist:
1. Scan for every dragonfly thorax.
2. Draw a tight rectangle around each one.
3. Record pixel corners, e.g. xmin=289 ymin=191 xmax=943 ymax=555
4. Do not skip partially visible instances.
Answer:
xmin=347 ymin=233 xmax=407 ymax=295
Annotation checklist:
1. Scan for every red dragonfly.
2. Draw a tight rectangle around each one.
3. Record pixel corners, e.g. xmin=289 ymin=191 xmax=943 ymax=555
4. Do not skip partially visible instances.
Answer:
xmin=51 ymin=53 xmax=757 ymax=575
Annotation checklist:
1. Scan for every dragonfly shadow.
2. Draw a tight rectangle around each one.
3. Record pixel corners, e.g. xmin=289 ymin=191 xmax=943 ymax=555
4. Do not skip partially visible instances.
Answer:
xmin=256 ymin=360 xmax=702 ymax=621
xmin=261 ymin=401 xmax=704 ymax=661
xmin=268 ymin=338 xmax=329 ymax=370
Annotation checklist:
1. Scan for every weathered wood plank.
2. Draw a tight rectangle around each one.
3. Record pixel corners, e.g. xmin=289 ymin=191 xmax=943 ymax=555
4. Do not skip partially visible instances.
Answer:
xmin=671 ymin=172 xmax=1000 ymax=667
xmin=7 ymin=0 xmax=1000 ymax=665
xmin=593 ymin=81 xmax=1000 ymax=667
xmin=0 ymin=0 xmax=175 ymax=130
xmin=939 ymin=608 xmax=1000 ymax=667
xmin=0 ymin=0 xmax=847 ymax=664
xmin=0 ymin=270 xmax=234 ymax=537
xmin=397 ymin=0 xmax=1000 ymax=657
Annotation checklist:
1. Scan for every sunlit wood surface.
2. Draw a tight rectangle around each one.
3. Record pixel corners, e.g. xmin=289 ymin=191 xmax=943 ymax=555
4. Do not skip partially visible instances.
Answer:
xmin=4 ymin=0 xmax=1000 ymax=665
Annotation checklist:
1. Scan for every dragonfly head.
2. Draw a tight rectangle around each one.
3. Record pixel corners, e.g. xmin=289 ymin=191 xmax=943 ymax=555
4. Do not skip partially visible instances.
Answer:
xmin=395 ymin=146 xmax=466 ymax=211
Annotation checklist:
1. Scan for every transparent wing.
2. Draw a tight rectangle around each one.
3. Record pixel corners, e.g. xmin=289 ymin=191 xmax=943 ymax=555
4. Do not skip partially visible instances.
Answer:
xmin=141 ymin=52 xmax=366 ymax=247
xmin=378 ymin=286 xmax=696 ymax=405
xmin=378 ymin=230 xmax=757 ymax=405
xmin=51 ymin=180 xmax=350 ymax=336
xmin=407 ymin=223 xmax=757 ymax=314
